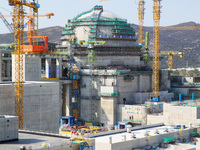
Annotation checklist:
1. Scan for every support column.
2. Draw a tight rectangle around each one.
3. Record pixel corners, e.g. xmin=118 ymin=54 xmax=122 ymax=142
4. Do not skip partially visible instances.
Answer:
xmin=0 ymin=51 xmax=2 ymax=82
xmin=56 ymin=58 xmax=62 ymax=78
xmin=62 ymin=84 xmax=72 ymax=116
xmin=6 ymin=60 xmax=11 ymax=78
xmin=45 ymin=58 xmax=51 ymax=78
xmin=139 ymin=75 xmax=143 ymax=92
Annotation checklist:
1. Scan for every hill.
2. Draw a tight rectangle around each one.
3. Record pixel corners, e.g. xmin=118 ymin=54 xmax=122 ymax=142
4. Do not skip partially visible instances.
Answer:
xmin=1 ymin=22 xmax=200 ymax=68
xmin=132 ymin=21 xmax=200 ymax=68
xmin=0 ymin=26 xmax=62 ymax=44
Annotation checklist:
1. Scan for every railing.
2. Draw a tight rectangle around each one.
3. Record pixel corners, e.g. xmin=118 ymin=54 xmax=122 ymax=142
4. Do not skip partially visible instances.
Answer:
xmin=88 ymin=34 xmax=96 ymax=38
xmin=79 ymin=70 xmax=153 ymax=75
xmin=123 ymin=119 xmax=142 ymax=123
xmin=62 ymin=30 xmax=74 ymax=35
xmin=171 ymin=82 xmax=200 ymax=87
xmin=113 ymin=29 xmax=135 ymax=34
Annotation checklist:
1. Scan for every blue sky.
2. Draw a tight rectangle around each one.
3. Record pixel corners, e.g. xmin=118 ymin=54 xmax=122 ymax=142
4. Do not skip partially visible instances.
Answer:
xmin=0 ymin=0 xmax=200 ymax=33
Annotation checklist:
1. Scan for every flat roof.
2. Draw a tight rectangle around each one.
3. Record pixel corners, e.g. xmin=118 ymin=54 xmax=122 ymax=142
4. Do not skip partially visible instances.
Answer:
xmin=171 ymin=100 xmax=200 ymax=107
xmin=0 ymin=133 xmax=69 ymax=150
xmin=94 ymin=125 xmax=179 ymax=144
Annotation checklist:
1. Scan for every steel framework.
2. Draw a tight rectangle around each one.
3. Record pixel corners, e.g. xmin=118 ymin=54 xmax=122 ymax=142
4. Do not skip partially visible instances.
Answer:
xmin=152 ymin=0 xmax=161 ymax=100
xmin=8 ymin=0 xmax=39 ymax=129
xmin=138 ymin=0 xmax=145 ymax=45
xmin=160 ymin=51 xmax=183 ymax=70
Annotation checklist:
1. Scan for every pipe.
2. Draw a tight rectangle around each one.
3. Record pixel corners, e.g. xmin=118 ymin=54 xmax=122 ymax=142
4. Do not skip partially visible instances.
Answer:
xmin=192 ymin=93 xmax=194 ymax=101
xmin=179 ymin=94 xmax=182 ymax=102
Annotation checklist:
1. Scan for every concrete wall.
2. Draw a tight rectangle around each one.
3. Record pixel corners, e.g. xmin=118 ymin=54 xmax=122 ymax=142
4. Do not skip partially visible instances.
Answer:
xmin=95 ymin=127 xmax=192 ymax=150
xmin=79 ymin=69 xmax=174 ymax=124
xmin=100 ymin=97 xmax=117 ymax=125
xmin=80 ymin=75 xmax=100 ymax=98
xmin=117 ymin=75 xmax=152 ymax=104
xmin=147 ymin=103 xmax=200 ymax=126
xmin=80 ymin=99 xmax=101 ymax=123
xmin=0 ymin=82 xmax=61 ymax=133
xmin=0 ymin=115 xmax=18 ymax=142
xmin=117 ymin=104 xmax=147 ymax=125
xmin=12 ymin=55 xmax=41 ymax=82
xmin=171 ymin=87 xmax=190 ymax=94
xmin=161 ymin=70 xmax=171 ymax=90
xmin=132 ymin=91 xmax=174 ymax=104
xmin=74 ymin=55 xmax=141 ymax=67
xmin=147 ymin=115 xmax=169 ymax=125
xmin=95 ymin=141 xmax=112 ymax=150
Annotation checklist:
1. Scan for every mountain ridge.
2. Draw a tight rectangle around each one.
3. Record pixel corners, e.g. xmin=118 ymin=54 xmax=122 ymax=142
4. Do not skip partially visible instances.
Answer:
xmin=0 ymin=22 xmax=200 ymax=68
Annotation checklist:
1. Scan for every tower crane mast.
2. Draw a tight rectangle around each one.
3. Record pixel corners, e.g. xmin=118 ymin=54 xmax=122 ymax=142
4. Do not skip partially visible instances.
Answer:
xmin=8 ymin=0 xmax=39 ymax=129
xmin=138 ymin=0 xmax=145 ymax=45
xmin=152 ymin=0 xmax=161 ymax=102
xmin=160 ymin=51 xmax=183 ymax=70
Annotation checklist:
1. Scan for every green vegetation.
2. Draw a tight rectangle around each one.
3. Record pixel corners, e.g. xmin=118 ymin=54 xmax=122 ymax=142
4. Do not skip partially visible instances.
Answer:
xmin=172 ymin=69 xmax=200 ymax=76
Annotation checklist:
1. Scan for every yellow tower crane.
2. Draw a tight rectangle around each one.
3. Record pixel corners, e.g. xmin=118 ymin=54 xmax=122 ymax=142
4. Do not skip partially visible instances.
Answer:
xmin=160 ymin=51 xmax=184 ymax=70
xmin=160 ymin=26 xmax=200 ymax=31
xmin=153 ymin=24 xmax=200 ymax=101
xmin=152 ymin=0 xmax=161 ymax=102
xmin=8 ymin=0 xmax=39 ymax=129
xmin=137 ymin=0 xmax=145 ymax=46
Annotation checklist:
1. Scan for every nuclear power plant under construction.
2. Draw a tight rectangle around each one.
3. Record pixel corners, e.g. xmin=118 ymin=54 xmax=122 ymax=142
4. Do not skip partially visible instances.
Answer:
xmin=1 ymin=1 xmax=200 ymax=150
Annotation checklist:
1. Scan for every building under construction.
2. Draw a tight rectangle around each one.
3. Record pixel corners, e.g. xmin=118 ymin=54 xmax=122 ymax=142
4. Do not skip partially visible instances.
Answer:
xmin=0 ymin=5 xmax=175 ymax=134
xmin=57 ymin=5 xmax=174 ymax=125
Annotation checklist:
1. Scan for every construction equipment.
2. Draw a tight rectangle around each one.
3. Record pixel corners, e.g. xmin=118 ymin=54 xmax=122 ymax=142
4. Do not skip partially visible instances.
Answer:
xmin=0 ymin=12 xmax=13 ymax=33
xmin=21 ymin=36 xmax=49 ymax=53
xmin=70 ymin=137 xmax=93 ymax=150
xmin=83 ymin=41 xmax=106 ymax=122
xmin=137 ymin=0 xmax=145 ymax=46
xmin=8 ymin=0 xmax=40 ymax=129
xmin=160 ymin=51 xmax=184 ymax=70
xmin=152 ymin=0 xmax=161 ymax=102
xmin=160 ymin=26 xmax=200 ymax=31
xmin=27 ymin=11 xmax=54 ymax=43
xmin=0 ymin=12 xmax=54 ymax=36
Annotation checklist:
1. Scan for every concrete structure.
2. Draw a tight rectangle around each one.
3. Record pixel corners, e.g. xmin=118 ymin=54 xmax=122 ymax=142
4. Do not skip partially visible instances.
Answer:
xmin=0 ymin=132 xmax=70 ymax=150
xmin=117 ymin=103 xmax=164 ymax=126
xmin=0 ymin=115 xmax=18 ymax=143
xmin=88 ymin=123 xmax=196 ymax=150
xmin=0 ymin=81 xmax=72 ymax=133
xmin=57 ymin=5 xmax=174 ymax=125
xmin=0 ymin=45 xmax=13 ymax=82
xmin=147 ymin=101 xmax=200 ymax=126
xmin=12 ymin=54 xmax=68 ymax=81
xmin=0 ymin=42 xmax=58 ymax=82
